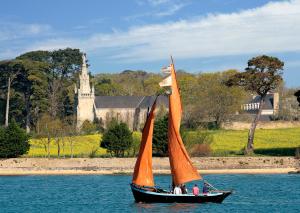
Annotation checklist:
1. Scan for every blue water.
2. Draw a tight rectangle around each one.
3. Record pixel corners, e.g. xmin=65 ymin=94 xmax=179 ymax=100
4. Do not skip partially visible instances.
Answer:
xmin=0 ymin=174 xmax=299 ymax=212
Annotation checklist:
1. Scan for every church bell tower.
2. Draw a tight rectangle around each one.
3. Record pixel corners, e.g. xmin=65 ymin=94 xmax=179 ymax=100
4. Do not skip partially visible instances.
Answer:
xmin=76 ymin=53 xmax=95 ymax=128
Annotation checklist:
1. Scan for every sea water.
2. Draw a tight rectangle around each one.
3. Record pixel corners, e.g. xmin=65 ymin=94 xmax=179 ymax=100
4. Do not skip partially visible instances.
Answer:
xmin=0 ymin=174 xmax=299 ymax=212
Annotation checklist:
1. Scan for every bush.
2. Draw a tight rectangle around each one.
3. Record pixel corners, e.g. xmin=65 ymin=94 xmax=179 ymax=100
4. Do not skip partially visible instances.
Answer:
xmin=94 ymin=118 xmax=105 ymax=133
xmin=189 ymin=144 xmax=212 ymax=157
xmin=88 ymin=147 xmax=98 ymax=158
xmin=183 ymin=131 xmax=213 ymax=148
xmin=153 ymin=115 xmax=168 ymax=156
xmin=0 ymin=121 xmax=30 ymax=158
xmin=81 ymin=120 xmax=97 ymax=134
xmin=100 ymin=122 xmax=133 ymax=157
xmin=182 ymin=130 xmax=213 ymax=157
xmin=129 ymin=132 xmax=142 ymax=157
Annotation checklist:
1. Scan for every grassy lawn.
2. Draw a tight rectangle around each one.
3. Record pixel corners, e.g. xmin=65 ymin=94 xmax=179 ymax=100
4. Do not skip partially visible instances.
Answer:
xmin=27 ymin=134 xmax=106 ymax=158
xmin=26 ymin=128 xmax=300 ymax=157
xmin=211 ymin=128 xmax=300 ymax=156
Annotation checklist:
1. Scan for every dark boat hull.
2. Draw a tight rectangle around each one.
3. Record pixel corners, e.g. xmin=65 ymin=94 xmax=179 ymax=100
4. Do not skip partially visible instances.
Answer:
xmin=130 ymin=184 xmax=231 ymax=203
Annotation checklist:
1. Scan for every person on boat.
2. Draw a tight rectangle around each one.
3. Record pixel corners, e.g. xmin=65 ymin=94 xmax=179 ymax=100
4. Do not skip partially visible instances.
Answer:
xmin=173 ymin=185 xmax=182 ymax=194
xmin=181 ymin=184 xmax=188 ymax=194
xmin=203 ymin=182 xmax=209 ymax=194
xmin=171 ymin=181 xmax=175 ymax=192
xmin=192 ymin=184 xmax=199 ymax=196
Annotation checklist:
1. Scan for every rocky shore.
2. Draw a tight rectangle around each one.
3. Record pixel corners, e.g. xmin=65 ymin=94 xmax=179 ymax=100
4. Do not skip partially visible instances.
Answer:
xmin=0 ymin=157 xmax=299 ymax=175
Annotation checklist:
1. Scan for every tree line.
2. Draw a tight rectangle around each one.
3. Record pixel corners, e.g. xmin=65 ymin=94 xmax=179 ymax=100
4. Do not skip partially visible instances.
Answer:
xmin=0 ymin=48 xmax=247 ymax=132
xmin=1 ymin=49 xmax=298 ymax=134
xmin=99 ymin=55 xmax=295 ymax=155
xmin=1 ymin=49 xmax=299 ymax=157
xmin=0 ymin=48 xmax=82 ymax=133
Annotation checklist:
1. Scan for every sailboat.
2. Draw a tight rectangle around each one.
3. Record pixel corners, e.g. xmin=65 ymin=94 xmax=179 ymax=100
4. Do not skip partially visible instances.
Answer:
xmin=130 ymin=59 xmax=232 ymax=203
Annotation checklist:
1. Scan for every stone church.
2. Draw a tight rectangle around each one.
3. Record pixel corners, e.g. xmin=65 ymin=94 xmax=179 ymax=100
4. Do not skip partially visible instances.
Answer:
xmin=76 ymin=54 xmax=280 ymax=128
xmin=76 ymin=54 xmax=168 ymax=130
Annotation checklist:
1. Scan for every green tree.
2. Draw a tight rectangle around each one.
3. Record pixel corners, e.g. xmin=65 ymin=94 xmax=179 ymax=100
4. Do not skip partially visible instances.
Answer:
xmin=0 ymin=61 xmax=22 ymax=127
xmin=177 ymin=72 xmax=201 ymax=129
xmin=94 ymin=70 xmax=162 ymax=96
xmin=0 ymin=99 xmax=5 ymax=125
xmin=81 ymin=120 xmax=97 ymax=134
xmin=142 ymin=74 xmax=161 ymax=95
xmin=17 ymin=48 xmax=82 ymax=119
xmin=37 ymin=114 xmax=64 ymax=158
xmin=17 ymin=60 xmax=48 ymax=133
xmin=17 ymin=48 xmax=82 ymax=80
xmin=94 ymin=78 xmax=125 ymax=96
xmin=199 ymin=71 xmax=246 ymax=129
xmin=153 ymin=115 xmax=168 ymax=156
xmin=130 ymin=132 xmax=142 ymax=157
xmin=0 ymin=59 xmax=49 ymax=132
xmin=62 ymin=115 xmax=78 ymax=158
xmin=100 ymin=122 xmax=133 ymax=157
xmin=118 ymin=70 xmax=147 ymax=95
xmin=0 ymin=48 xmax=82 ymax=134
xmin=0 ymin=121 xmax=30 ymax=158
xmin=177 ymin=70 xmax=246 ymax=129
xmin=226 ymin=55 xmax=284 ymax=155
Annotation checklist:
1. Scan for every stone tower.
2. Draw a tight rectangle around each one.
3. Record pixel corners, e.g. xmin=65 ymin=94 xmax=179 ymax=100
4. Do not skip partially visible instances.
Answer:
xmin=76 ymin=53 xmax=95 ymax=128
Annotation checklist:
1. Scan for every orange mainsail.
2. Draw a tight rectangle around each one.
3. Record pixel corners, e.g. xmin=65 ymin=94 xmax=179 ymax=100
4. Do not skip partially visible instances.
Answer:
xmin=132 ymin=99 xmax=157 ymax=187
xmin=168 ymin=63 xmax=202 ymax=185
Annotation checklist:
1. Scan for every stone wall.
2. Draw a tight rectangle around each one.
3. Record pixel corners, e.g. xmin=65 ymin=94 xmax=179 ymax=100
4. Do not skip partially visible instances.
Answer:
xmin=95 ymin=108 xmax=148 ymax=130
xmin=0 ymin=157 xmax=298 ymax=171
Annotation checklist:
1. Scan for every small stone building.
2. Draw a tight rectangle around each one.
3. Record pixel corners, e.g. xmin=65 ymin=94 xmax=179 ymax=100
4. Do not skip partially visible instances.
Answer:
xmin=241 ymin=93 xmax=279 ymax=120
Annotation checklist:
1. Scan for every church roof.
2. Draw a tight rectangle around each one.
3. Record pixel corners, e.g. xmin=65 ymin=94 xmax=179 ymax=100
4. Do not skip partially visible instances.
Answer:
xmin=94 ymin=95 xmax=168 ymax=109
xmin=139 ymin=95 xmax=169 ymax=108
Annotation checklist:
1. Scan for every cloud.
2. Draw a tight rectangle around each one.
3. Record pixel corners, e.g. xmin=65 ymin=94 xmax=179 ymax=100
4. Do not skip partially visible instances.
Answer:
xmin=154 ymin=3 xmax=187 ymax=17
xmin=0 ymin=22 xmax=52 ymax=58
xmin=0 ymin=22 xmax=51 ymax=41
xmin=125 ymin=2 xmax=187 ymax=20
xmin=72 ymin=18 xmax=107 ymax=31
xmin=147 ymin=0 xmax=170 ymax=6
xmin=135 ymin=0 xmax=170 ymax=7
xmin=5 ymin=0 xmax=300 ymax=64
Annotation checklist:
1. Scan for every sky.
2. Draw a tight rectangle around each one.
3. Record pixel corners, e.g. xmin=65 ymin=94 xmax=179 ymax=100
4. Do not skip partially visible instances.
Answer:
xmin=0 ymin=0 xmax=300 ymax=87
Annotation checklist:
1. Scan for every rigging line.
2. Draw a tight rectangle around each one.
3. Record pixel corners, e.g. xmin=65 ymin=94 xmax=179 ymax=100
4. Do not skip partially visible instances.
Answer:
xmin=203 ymin=180 xmax=218 ymax=191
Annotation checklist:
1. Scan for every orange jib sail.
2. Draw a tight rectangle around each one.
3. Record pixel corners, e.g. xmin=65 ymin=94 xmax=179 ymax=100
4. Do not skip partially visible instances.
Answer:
xmin=132 ymin=100 xmax=157 ymax=187
xmin=168 ymin=63 xmax=202 ymax=185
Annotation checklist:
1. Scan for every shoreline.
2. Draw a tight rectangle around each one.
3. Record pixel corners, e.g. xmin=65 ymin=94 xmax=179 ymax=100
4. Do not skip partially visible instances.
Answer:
xmin=0 ymin=157 xmax=299 ymax=176
xmin=0 ymin=168 xmax=298 ymax=176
